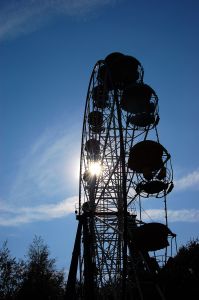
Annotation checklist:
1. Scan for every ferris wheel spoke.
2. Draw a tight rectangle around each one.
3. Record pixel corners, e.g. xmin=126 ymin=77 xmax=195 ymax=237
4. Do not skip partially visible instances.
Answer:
xmin=95 ymin=158 xmax=120 ymax=207
xmin=95 ymin=215 xmax=121 ymax=234
xmin=94 ymin=219 xmax=120 ymax=284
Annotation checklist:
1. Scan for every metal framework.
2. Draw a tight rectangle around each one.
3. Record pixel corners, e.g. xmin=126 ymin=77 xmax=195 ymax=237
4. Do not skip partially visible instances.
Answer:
xmin=66 ymin=53 xmax=176 ymax=300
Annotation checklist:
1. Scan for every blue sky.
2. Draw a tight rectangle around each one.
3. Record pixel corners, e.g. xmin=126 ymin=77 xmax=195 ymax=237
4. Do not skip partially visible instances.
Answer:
xmin=0 ymin=0 xmax=199 ymax=270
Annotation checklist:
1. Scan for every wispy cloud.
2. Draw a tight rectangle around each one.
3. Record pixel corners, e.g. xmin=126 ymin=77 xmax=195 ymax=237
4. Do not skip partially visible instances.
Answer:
xmin=143 ymin=209 xmax=199 ymax=223
xmin=2 ymin=119 xmax=199 ymax=226
xmin=1 ymin=199 xmax=199 ymax=226
xmin=0 ymin=0 xmax=118 ymax=41
xmin=174 ymin=169 xmax=199 ymax=191
xmin=0 ymin=196 xmax=77 ymax=226
xmin=8 ymin=126 xmax=80 ymax=206
xmin=10 ymin=136 xmax=199 ymax=206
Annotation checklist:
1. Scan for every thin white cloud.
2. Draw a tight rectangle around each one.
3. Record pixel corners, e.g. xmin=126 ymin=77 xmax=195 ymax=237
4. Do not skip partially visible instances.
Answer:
xmin=8 ymin=121 xmax=199 ymax=205
xmin=0 ymin=196 xmax=77 ymax=226
xmin=9 ymin=126 xmax=80 ymax=206
xmin=0 ymin=0 xmax=118 ymax=41
xmin=174 ymin=169 xmax=199 ymax=191
xmin=0 ymin=196 xmax=199 ymax=226
xmin=2 ymin=120 xmax=199 ymax=226
xmin=144 ymin=209 xmax=199 ymax=223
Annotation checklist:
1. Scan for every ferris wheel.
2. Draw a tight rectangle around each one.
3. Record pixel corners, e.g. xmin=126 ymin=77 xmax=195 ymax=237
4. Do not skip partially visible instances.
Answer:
xmin=66 ymin=53 xmax=176 ymax=300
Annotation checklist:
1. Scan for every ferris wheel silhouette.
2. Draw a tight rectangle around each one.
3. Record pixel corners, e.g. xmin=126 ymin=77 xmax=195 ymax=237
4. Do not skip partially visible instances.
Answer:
xmin=66 ymin=52 xmax=176 ymax=300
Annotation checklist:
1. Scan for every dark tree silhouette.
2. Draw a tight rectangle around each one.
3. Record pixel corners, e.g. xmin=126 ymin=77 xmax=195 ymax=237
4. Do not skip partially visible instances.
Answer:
xmin=0 ymin=241 xmax=25 ymax=300
xmin=1 ymin=236 xmax=198 ymax=299
xmin=159 ymin=239 xmax=199 ymax=300
xmin=17 ymin=236 xmax=64 ymax=300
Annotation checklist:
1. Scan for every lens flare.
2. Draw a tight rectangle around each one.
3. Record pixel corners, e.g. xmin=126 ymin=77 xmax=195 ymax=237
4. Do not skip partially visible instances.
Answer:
xmin=89 ymin=161 xmax=102 ymax=176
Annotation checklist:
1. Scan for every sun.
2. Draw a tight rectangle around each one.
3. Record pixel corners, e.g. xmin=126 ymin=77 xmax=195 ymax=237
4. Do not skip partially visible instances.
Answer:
xmin=89 ymin=161 xmax=102 ymax=176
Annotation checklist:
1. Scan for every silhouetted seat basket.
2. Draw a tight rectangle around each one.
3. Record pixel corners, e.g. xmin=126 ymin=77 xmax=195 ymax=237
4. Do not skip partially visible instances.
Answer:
xmin=98 ymin=52 xmax=141 ymax=89
xmin=83 ymin=170 xmax=90 ymax=182
xmin=85 ymin=139 xmax=100 ymax=154
xmin=129 ymin=113 xmax=156 ymax=127
xmin=82 ymin=201 xmax=91 ymax=212
xmin=92 ymin=85 xmax=108 ymax=108
xmin=128 ymin=140 xmax=164 ymax=174
xmin=88 ymin=111 xmax=103 ymax=133
xmin=157 ymin=167 xmax=167 ymax=180
xmin=121 ymin=84 xmax=154 ymax=113
xmin=121 ymin=84 xmax=157 ymax=127
xmin=136 ymin=180 xmax=169 ymax=195
xmin=132 ymin=223 xmax=174 ymax=251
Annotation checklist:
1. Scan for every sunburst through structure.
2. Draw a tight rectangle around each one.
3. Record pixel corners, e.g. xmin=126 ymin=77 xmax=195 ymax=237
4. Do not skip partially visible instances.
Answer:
xmin=66 ymin=52 xmax=177 ymax=300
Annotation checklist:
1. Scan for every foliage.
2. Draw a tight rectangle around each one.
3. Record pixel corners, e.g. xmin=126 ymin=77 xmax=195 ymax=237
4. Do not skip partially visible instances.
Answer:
xmin=159 ymin=239 xmax=199 ymax=300
xmin=17 ymin=236 xmax=64 ymax=300
xmin=1 ymin=236 xmax=198 ymax=299
xmin=0 ymin=241 xmax=25 ymax=299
